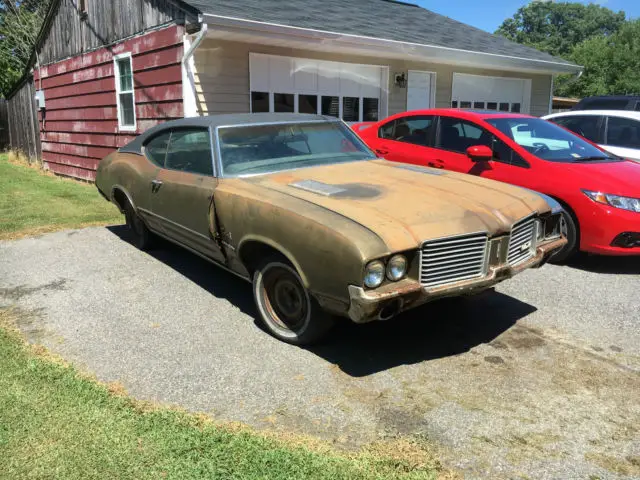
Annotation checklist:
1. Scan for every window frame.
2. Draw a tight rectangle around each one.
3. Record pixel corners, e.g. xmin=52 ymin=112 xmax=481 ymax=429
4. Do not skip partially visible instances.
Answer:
xmin=435 ymin=115 xmax=529 ymax=168
xmin=604 ymin=115 xmax=640 ymax=149
xmin=552 ymin=115 xmax=605 ymax=144
xmin=376 ymin=115 xmax=436 ymax=147
xmin=114 ymin=52 xmax=137 ymax=132
xmin=142 ymin=130 xmax=172 ymax=168
xmin=163 ymin=127 xmax=216 ymax=177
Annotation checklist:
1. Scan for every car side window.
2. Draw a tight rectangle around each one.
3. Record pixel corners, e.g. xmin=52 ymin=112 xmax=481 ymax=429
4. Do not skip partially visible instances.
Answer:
xmin=144 ymin=131 xmax=171 ymax=167
xmin=492 ymin=137 xmax=529 ymax=168
xmin=378 ymin=116 xmax=435 ymax=146
xmin=165 ymin=128 xmax=214 ymax=176
xmin=437 ymin=117 xmax=492 ymax=153
xmin=378 ymin=120 xmax=396 ymax=139
xmin=606 ymin=117 xmax=640 ymax=149
xmin=552 ymin=116 xmax=601 ymax=143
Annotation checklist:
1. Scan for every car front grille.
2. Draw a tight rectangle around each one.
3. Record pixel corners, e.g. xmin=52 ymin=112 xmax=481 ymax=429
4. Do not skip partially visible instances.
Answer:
xmin=420 ymin=233 xmax=489 ymax=288
xmin=508 ymin=216 xmax=537 ymax=266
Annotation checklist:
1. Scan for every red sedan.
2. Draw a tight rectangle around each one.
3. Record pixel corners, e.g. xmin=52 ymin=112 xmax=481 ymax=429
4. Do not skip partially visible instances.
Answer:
xmin=354 ymin=109 xmax=640 ymax=261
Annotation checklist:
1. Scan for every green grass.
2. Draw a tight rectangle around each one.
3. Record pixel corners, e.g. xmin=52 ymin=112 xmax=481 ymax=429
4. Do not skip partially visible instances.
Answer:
xmin=0 ymin=154 xmax=123 ymax=240
xmin=0 ymin=314 xmax=443 ymax=480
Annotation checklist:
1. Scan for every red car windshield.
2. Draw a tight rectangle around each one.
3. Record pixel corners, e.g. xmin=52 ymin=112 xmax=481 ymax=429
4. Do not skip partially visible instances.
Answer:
xmin=485 ymin=117 xmax=619 ymax=163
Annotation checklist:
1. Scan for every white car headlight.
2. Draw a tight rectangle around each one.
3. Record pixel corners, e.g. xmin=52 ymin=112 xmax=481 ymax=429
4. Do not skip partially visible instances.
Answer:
xmin=386 ymin=255 xmax=407 ymax=281
xmin=364 ymin=261 xmax=385 ymax=288
xmin=583 ymin=190 xmax=640 ymax=213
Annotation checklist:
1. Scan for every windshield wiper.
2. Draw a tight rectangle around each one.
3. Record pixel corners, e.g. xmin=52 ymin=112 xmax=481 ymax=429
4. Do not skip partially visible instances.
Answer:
xmin=574 ymin=156 xmax=612 ymax=162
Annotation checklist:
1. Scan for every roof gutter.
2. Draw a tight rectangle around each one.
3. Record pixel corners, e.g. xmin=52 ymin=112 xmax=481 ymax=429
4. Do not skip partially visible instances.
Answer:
xmin=183 ymin=19 xmax=208 ymax=66
xmin=201 ymin=13 xmax=582 ymax=75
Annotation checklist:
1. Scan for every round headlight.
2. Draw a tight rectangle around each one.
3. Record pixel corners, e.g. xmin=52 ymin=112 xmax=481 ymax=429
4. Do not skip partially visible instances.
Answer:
xmin=364 ymin=261 xmax=385 ymax=288
xmin=386 ymin=255 xmax=407 ymax=281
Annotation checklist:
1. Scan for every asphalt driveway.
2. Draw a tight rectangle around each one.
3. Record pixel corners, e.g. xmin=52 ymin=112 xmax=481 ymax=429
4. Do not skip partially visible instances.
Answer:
xmin=1 ymin=226 xmax=639 ymax=479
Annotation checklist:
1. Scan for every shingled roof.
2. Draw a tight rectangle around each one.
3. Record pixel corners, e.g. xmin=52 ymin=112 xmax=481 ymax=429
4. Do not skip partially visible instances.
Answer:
xmin=180 ymin=0 xmax=578 ymax=68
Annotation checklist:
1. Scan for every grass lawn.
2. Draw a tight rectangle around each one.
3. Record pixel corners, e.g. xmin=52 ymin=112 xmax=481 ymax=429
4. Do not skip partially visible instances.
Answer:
xmin=0 ymin=309 xmax=443 ymax=480
xmin=0 ymin=154 xmax=123 ymax=240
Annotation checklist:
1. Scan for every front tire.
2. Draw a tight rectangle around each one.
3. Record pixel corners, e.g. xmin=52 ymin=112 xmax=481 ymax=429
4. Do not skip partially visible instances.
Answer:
xmin=124 ymin=202 xmax=153 ymax=251
xmin=253 ymin=258 xmax=335 ymax=345
xmin=550 ymin=211 xmax=578 ymax=264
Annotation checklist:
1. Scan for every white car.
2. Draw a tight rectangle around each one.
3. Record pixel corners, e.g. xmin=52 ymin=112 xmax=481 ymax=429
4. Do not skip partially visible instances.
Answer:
xmin=543 ymin=110 xmax=640 ymax=162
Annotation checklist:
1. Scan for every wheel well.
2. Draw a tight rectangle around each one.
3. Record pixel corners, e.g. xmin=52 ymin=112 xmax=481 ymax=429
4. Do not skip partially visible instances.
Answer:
xmin=549 ymin=195 xmax=580 ymax=240
xmin=112 ymin=188 xmax=130 ymax=214
xmin=238 ymin=241 xmax=291 ymax=276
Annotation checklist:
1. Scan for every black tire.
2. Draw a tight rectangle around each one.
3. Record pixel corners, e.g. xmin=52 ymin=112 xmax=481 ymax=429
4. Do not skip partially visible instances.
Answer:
xmin=550 ymin=210 xmax=578 ymax=264
xmin=252 ymin=258 xmax=335 ymax=345
xmin=124 ymin=202 xmax=153 ymax=251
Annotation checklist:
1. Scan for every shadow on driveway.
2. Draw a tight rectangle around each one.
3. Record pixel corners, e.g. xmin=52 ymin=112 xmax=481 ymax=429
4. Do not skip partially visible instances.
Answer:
xmin=568 ymin=254 xmax=640 ymax=275
xmin=107 ymin=225 xmax=536 ymax=377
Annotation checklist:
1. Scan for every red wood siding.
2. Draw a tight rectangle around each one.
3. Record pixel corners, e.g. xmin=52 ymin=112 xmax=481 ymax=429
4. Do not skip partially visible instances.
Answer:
xmin=34 ymin=25 xmax=185 ymax=181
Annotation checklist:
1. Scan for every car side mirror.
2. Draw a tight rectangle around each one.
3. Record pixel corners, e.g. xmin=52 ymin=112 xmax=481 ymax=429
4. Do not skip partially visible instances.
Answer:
xmin=466 ymin=145 xmax=493 ymax=162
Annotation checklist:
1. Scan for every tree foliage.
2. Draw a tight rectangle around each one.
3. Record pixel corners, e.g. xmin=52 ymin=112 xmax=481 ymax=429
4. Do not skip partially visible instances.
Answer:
xmin=496 ymin=1 xmax=640 ymax=98
xmin=496 ymin=1 xmax=626 ymax=58
xmin=556 ymin=20 xmax=640 ymax=97
xmin=0 ymin=0 xmax=51 ymax=97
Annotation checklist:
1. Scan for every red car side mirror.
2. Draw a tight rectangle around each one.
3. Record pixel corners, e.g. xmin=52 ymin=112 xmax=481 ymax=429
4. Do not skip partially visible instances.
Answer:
xmin=466 ymin=145 xmax=493 ymax=162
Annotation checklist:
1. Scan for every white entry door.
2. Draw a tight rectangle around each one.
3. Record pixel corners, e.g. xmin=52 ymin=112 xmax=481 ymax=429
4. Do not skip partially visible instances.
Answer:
xmin=407 ymin=70 xmax=435 ymax=111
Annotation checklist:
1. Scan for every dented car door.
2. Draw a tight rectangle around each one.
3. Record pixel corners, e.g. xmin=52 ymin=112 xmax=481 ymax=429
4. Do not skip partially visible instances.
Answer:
xmin=150 ymin=128 xmax=225 ymax=263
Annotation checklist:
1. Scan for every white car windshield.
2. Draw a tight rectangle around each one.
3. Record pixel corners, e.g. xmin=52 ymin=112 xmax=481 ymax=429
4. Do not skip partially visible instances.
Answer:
xmin=218 ymin=121 xmax=376 ymax=176
xmin=486 ymin=117 xmax=619 ymax=163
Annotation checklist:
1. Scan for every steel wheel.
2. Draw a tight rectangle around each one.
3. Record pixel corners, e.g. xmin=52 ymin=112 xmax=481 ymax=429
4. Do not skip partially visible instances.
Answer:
xmin=253 ymin=258 xmax=335 ymax=345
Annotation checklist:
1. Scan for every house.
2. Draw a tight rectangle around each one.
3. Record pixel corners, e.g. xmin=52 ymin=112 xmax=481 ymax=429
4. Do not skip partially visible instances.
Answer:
xmin=6 ymin=0 xmax=582 ymax=181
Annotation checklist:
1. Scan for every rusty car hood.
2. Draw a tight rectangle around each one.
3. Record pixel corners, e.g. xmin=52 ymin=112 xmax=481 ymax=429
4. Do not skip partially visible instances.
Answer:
xmin=243 ymin=160 xmax=550 ymax=251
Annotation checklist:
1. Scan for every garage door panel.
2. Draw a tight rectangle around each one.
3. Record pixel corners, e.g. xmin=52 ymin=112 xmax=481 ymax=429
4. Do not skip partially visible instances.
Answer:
xmin=249 ymin=53 xmax=386 ymax=122
xmin=452 ymin=73 xmax=531 ymax=114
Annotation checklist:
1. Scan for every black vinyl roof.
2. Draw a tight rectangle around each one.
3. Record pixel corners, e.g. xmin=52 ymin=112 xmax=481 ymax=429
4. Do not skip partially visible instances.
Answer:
xmin=182 ymin=0 xmax=577 ymax=67
xmin=119 ymin=113 xmax=333 ymax=154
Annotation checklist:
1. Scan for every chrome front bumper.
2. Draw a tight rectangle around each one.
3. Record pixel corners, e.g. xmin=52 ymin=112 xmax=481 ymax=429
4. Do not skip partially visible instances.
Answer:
xmin=347 ymin=236 xmax=566 ymax=324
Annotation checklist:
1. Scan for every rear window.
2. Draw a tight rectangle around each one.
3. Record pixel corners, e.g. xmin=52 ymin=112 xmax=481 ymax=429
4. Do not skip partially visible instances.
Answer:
xmin=580 ymin=98 xmax=630 ymax=110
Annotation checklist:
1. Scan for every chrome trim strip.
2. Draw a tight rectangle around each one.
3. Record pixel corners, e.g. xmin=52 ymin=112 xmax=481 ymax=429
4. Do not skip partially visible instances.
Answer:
xmin=150 ymin=229 xmax=251 ymax=283
xmin=138 ymin=208 xmax=212 ymax=241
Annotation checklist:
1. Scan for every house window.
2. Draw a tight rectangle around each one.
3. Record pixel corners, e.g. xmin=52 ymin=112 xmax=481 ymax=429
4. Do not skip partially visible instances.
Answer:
xmin=342 ymin=97 xmax=360 ymax=122
xmin=251 ymin=92 xmax=269 ymax=113
xmin=114 ymin=53 xmax=136 ymax=131
xmin=363 ymin=98 xmax=379 ymax=121
xmin=274 ymin=93 xmax=294 ymax=113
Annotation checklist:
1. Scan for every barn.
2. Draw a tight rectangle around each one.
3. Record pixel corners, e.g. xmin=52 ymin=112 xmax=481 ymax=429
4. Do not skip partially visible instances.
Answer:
xmin=6 ymin=0 xmax=581 ymax=181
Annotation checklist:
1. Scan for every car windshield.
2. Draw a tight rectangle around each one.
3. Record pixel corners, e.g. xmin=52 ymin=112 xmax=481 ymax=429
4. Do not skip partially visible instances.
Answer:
xmin=218 ymin=121 xmax=376 ymax=176
xmin=485 ymin=117 xmax=619 ymax=163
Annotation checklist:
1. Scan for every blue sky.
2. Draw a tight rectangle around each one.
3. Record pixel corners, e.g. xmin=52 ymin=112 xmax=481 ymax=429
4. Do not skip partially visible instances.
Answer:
xmin=415 ymin=0 xmax=640 ymax=33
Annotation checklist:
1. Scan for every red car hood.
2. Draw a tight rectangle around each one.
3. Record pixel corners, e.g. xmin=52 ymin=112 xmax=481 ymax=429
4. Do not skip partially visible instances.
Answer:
xmin=564 ymin=160 xmax=640 ymax=196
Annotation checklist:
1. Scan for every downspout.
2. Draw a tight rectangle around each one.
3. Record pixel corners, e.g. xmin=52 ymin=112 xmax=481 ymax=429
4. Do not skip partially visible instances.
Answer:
xmin=182 ymin=19 xmax=208 ymax=118
xmin=182 ymin=21 xmax=208 ymax=66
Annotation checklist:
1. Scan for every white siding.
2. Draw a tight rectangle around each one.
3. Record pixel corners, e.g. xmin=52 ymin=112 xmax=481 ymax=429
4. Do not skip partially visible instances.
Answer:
xmin=191 ymin=39 xmax=553 ymax=118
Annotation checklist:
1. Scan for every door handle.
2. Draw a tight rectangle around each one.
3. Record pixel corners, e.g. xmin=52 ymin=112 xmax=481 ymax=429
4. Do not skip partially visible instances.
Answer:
xmin=150 ymin=180 xmax=163 ymax=193
xmin=427 ymin=160 xmax=444 ymax=169
xmin=375 ymin=148 xmax=389 ymax=155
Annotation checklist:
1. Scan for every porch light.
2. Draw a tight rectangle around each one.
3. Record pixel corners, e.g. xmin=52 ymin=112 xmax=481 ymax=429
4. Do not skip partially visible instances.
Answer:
xmin=394 ymin=72 xmax=407 ymax=88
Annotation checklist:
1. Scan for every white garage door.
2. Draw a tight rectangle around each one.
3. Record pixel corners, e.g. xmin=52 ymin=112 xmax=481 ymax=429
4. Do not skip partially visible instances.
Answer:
xmin=451 ymin=73 xmax=531 ymax=114
xmin=249 ymin=53 xmax=388 ymax=122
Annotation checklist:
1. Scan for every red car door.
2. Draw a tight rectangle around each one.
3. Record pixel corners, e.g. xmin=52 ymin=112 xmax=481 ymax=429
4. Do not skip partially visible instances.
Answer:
xmin=434 ymin=115 xmax=533 ymax=187
xmin=365 ymin=115 xmax=440 ymax=166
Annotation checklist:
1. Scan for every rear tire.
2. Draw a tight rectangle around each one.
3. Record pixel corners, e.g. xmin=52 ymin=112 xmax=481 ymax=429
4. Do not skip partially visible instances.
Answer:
xmin=253 ymin=258 xmax=335 ymax=345
xmin=550 ymin=211 xmax=578 ymax=264
xmin=124 ymin=202 xmax=153 ymax=251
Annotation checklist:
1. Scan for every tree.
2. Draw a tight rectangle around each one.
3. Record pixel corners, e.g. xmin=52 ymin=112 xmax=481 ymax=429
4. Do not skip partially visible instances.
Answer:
xmin=0 ymin=0 xmax=51 ymax=97
xmin=556 ymin=20 xmax=640 ymax=98
xmin=496 ymin=1 xmax=626 ymax=59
